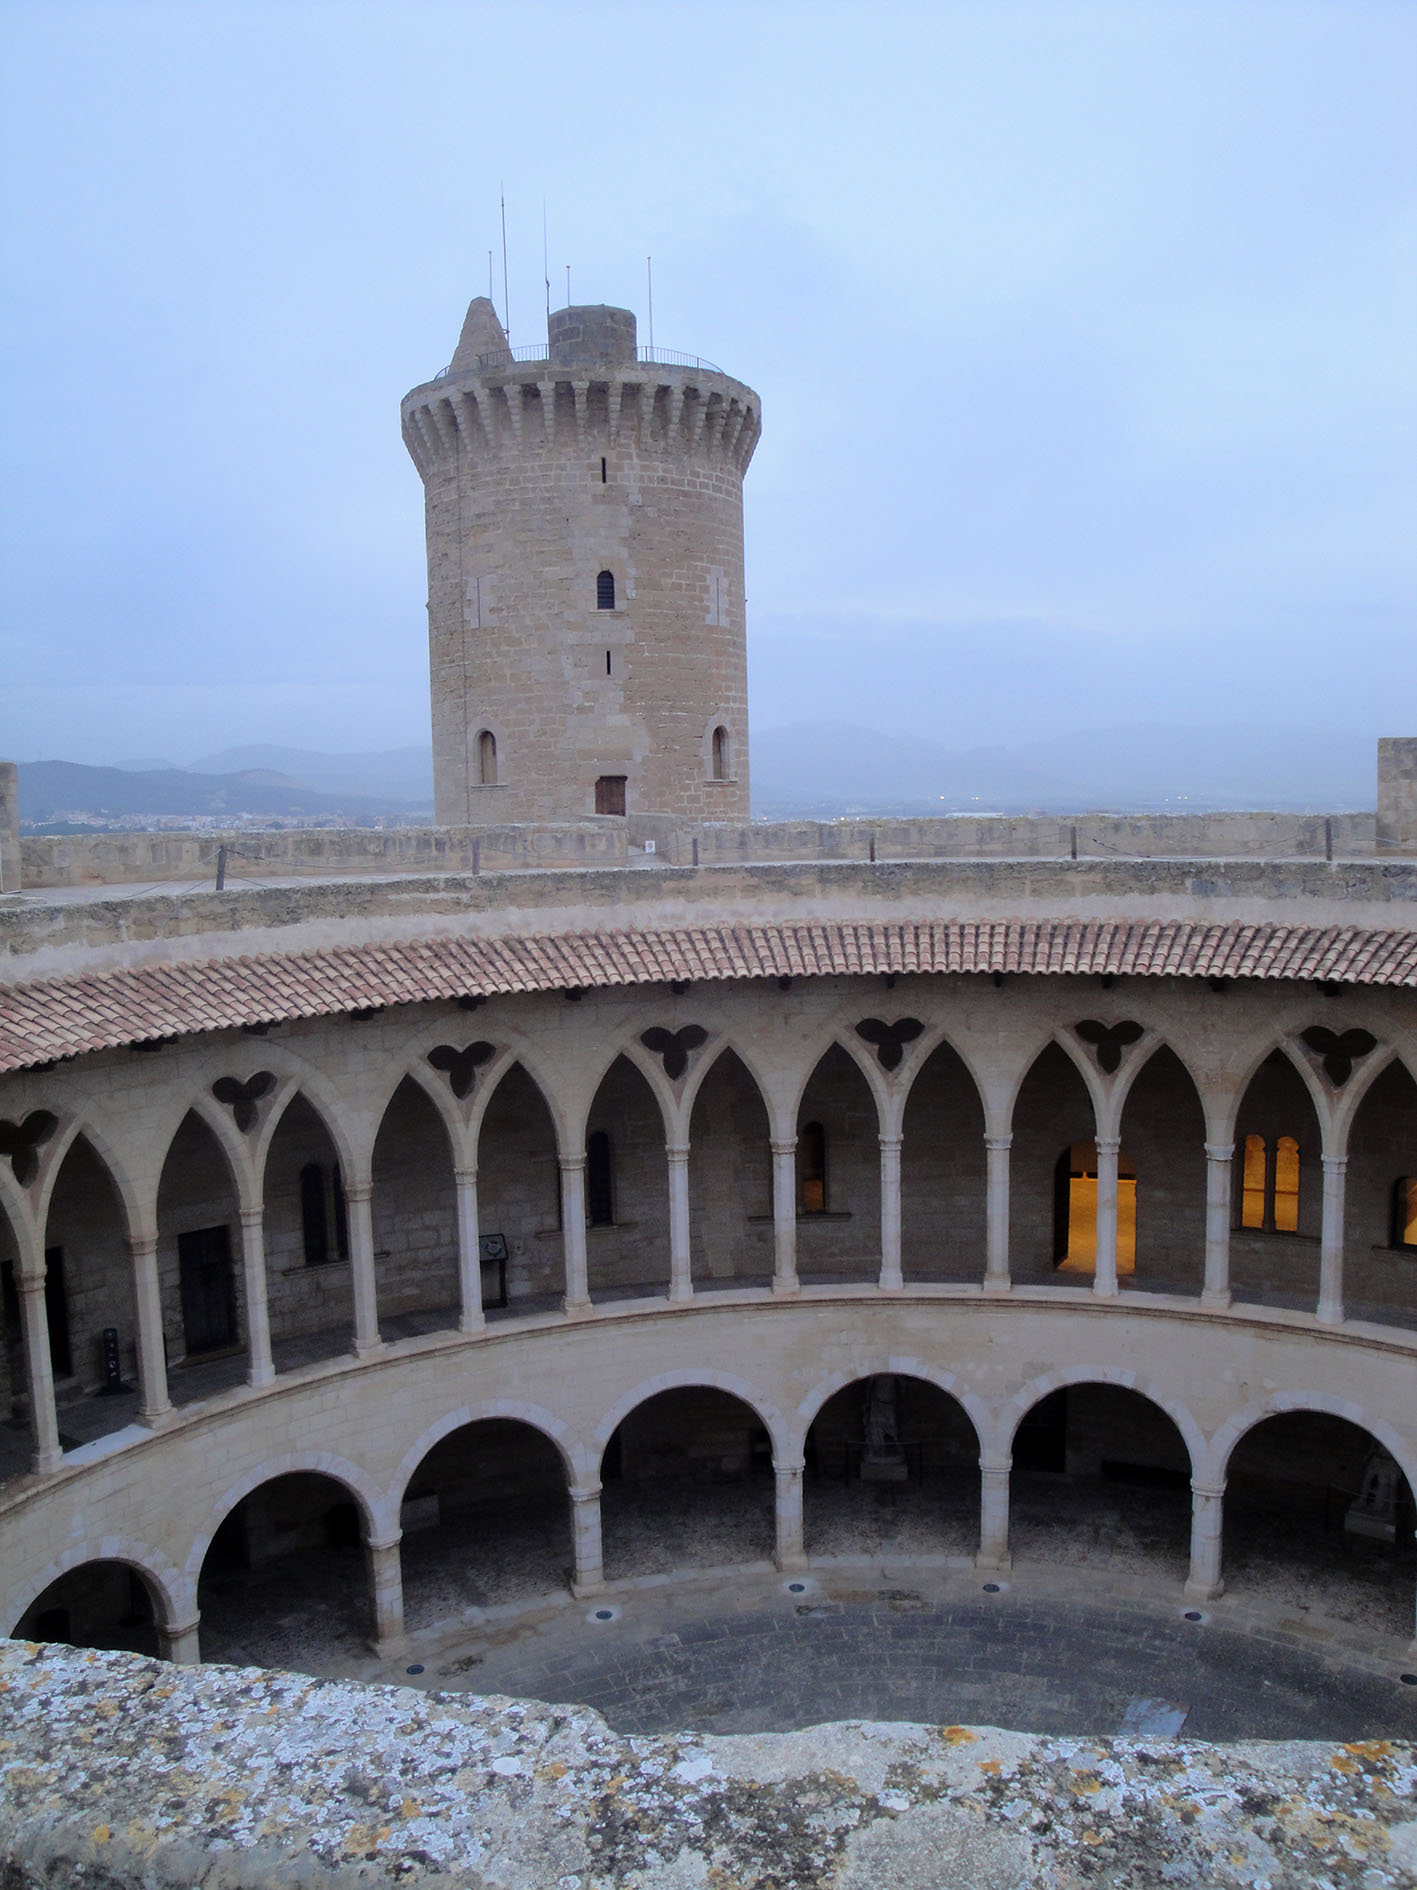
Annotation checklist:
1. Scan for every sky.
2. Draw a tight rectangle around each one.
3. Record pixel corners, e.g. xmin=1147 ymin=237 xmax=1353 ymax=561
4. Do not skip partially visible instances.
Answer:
xmin=0 ymin=0 xmax=1413 ymax=765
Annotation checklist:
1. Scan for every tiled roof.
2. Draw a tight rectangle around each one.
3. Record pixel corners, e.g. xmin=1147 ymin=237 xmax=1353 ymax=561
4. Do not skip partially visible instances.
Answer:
xmin=3 ymin=918 xmax=1417 ymax=1072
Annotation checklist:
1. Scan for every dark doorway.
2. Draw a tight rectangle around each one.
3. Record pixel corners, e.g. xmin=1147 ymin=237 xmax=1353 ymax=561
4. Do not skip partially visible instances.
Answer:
xmin=595 ymin=775 xmax=627 ymax=816
xmin=0 ymin=1254 xmax=72 ymax=1381
xmin=178 ymin=1225 xmax=237 ymax=1356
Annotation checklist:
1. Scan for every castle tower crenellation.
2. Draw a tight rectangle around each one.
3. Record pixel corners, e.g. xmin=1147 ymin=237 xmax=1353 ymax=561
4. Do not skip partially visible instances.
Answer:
xmin=403 ymin=297 xmax=760 ymax=826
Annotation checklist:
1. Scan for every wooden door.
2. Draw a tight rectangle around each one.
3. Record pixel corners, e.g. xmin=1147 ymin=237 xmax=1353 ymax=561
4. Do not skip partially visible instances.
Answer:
xmin=178 ymin=1225 xmax=237 ymax=1355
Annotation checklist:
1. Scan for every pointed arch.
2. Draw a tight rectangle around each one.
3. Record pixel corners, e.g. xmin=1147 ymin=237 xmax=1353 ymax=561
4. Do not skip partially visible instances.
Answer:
xmin=900 ymin=1035 xmax=987 ymax=1283
xmin=583 ymin=1053 xmax=670 ymax=1302
xmin=1117 ymin=1041 xmax=1207 ymax=1296
xmin=371 ymin=1074 xmax=459 ymax=1329
xmin=1007 ymin=1039 xmax=1100 ymax=1288
xmin=793 ymin=1041 xmax=881 ymax=1284
xmin=687 ymin=1044 xmax=774 ymax=1290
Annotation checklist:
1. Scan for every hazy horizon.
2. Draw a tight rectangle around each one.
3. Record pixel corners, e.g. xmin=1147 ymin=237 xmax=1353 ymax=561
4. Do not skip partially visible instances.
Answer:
xmin=2 ymin=1 xmax=1412 ymax=766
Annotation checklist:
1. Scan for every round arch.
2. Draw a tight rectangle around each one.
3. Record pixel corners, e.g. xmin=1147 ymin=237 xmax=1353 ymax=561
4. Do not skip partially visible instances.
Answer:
xmin=791 ymin=1358 xmax=989 ymax=1464
xmin=184 ymin=1451 xmax=383 ymax=1580
xmin=590 ymin=1367 xmax=790 ymax=1471
xmin=4 ymin=1537 xmax=189 ymax=1639
xmin=1207 ymin=1392 xmax=1417 ymax=1497
xmin=392 ymin=1399 xmax=581 ymax=1508
xmin=995 ymin=1366 xmax=1205 ymax=1478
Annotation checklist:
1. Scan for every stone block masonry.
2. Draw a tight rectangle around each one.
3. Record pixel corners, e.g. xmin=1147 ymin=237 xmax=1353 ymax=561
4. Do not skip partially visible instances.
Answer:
xmin=404 ymin=299 xmax=760 ymax=827
xmin=0 ymin=1642 xmax=1413 ymax=1887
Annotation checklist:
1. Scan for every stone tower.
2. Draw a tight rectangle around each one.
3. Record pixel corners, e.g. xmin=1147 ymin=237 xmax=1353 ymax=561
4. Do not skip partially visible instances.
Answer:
xmin=402 ymin=298 xmax=761 ymax=825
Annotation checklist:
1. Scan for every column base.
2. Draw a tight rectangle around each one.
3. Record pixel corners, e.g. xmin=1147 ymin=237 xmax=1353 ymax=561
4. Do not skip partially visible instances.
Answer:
xmin=1183 ymin=1577 xmax=1224 ymax=1603
xmin=975 ymin=1552 xmax=1012 ymax=1573
xmin=774 ymin=1549 xmax=809 ymax=1573
xmin=458 ymin=1314 xmax=486 ymax=1337
xmin=562 ymin=1297 xmax=593 ymax=1321
xmin=1316 ymin=1303 xmax=1344 ymax=1327
xmin=138 ymin=1404 xmax=177 ymax=1431
xmin=1092 ymin=1283 xmax=1120 ymax=1300
xmin=352 ymin=1338 xmax=385 ymax=1361
xmin=982 ymin=1275 xmax=1012 ymax=1295
xmin=247 ymin=1365 xmax=276 ymax=1391
xmin=1200 ymin=1290 xmax=1232 ymax=1311
xmin=32 ymin=1444 xmax=64 ymax=1476
xmin=368 ymin=1633 xmax=410 ymax=1662
xmin=877 ymin=1276 xmax=903 ymax=1294
xmin=570 ymin=1576 xmax=606 ymax=1600
xmin=668 ymin=1283 xmax=694 ymax=1304
xmin=771 ymin=1276 xmax=800 ymax=1298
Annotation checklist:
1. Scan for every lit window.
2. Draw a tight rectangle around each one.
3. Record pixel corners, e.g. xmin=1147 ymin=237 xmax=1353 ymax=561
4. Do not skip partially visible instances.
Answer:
xmin=1241 ymin=1134 xmax=1267 ymax=1229
xmin=596 ymin=570 xmax=615 ymax=610
xmin=1273 ymin=1136 xmax=1300 ymax=1233
xmin=798 ymin=1121 xmax=827 ymax=1215
xmin=1053 ymin=1141 xmax=1136 ymax=1275
xmin=1393 ymin=1176 xmax=1417 ymax=1250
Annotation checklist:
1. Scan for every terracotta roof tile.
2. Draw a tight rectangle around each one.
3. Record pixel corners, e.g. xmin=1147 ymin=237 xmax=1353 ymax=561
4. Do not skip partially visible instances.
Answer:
xmin=3 ymin=916 xmax=1417 ymax=1072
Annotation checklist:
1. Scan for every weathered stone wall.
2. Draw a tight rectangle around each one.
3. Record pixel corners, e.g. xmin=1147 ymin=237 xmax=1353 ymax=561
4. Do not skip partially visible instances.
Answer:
xmin=0 ymin=760 xmax=19 ymax=894
xmin=1380 ymin=737 xmax=1417 ymax=853
xmin=2 ymin=1641 xmax=1415 ymax=1887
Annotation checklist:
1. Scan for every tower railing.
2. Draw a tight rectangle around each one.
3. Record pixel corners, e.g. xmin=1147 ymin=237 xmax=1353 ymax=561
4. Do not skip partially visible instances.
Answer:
xmin=431 ymin=345 xmax=727 ymax=377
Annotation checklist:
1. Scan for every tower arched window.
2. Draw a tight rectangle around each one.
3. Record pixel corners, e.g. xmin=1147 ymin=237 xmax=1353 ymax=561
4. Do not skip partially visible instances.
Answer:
xmin=477 ymin=729 xmax=498 ymax=785
xmin=712 ymin=725 xmax=730 ymax=781
xmin=797 ymin=1121 xmax=827 ymax=1216
xmin=596 ymin=570 xmax=616 ymax=611
xmin=586 ymin=1130 xmax=614 ymax=1226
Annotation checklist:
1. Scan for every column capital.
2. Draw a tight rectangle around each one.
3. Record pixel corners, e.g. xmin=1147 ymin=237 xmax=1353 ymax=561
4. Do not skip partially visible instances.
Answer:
xmin=238 ymin=1202 xmax=264 ymax=1227
xmin=343 ymin=1180 xmax=373 ymax=1205
xmin=453 ymin=1165 xmax=479 ymax=1186
xmin=1094 ymin=1135 xmax=1122 ymax=1156
xmin=772 ymin=1458 xmax=806 ymax=1478
xmin=559 ymin=1152 xmax=587 ymax=1175
xmin=569 ymin=1483 xmax=602 ymax=1505
xmin=665 ymin=1143 xmax=691 ymax=1162
xmin=1190 ymin=1481 xmax=1226 ymax=1502
xmin=877 ymin=1132 xmax=903 ymax=1153
xmin=980 ymin=1455 xmax=1012 ymax=1477
xmin=125 ymin=1232 xmax=159 ymax=1259
xmin=1321 ymin=1153 xmax=1348 ymax=1174
xmin=15 ymin=1268 xmax=48 ymax=1297
xmin=984 ymin=1133 xmax=1013 ymax=1153
xmin=367 ymin=1532 xmax=402 ymax=1555
xmin=770 ymin=1137 xmax=797 ymax=1157
xmin=1203 ymin=1142 xmax=1235 ymax=1162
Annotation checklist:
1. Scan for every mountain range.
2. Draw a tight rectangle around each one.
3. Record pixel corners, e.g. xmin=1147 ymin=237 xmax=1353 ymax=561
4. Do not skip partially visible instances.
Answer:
xmin=13 ymin=722 xmax=1377 ymax=828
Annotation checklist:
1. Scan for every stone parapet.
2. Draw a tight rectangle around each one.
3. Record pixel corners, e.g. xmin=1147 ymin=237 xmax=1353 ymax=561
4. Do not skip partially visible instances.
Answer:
xmin=0 ymin=1641 xmax=1412 ymax=1887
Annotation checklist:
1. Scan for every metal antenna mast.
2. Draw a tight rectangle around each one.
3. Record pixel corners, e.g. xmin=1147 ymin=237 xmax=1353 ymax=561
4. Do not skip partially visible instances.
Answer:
xmin=499 ymin=187 xmax=510 ymax=344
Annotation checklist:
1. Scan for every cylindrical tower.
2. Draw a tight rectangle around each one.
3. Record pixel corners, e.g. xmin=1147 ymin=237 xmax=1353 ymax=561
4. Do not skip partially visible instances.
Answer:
xmin=402 ymin=297 xmax=761 ymax=825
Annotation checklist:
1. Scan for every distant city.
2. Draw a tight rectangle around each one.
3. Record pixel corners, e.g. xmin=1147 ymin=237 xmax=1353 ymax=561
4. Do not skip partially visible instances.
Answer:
xmin=13 ymin=721 xmax=1380 ymax=832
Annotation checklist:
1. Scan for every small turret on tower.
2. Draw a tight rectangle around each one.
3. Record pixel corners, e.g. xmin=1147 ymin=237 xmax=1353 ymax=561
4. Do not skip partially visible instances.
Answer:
xmin=403 ymin=299 xmax=760 ymax=827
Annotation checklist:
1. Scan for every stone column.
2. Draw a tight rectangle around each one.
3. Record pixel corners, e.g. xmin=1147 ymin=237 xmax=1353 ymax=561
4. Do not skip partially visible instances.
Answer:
xmin=1093 ymin=1135 xmax=1121 ymax=1298
xmin=128 ymin=1234 xmax=171 ymax=1423
xmin=1318 ymin=1155 xmax=1347 ymax=1325
xmin=1202 ymin=1143 xmax=1234 ymax=1308
xmin=238 ymin=1206 xmax=274 ymax=1388
xmin=774 ymin=1459 xmax=807 ymax=1570
xmin=366 ymin=1533 xmax=405 ymax=1656
xmin=16 ymin=1271 xmax=62 ymax=1475
xmin=984 ymin=1134 xmax=1013 ymax=1291
xmin=977 ymin=1458 xmax=1012 ymax=1570
xmin=344 ymin=1184 xmax=382 ymax=1357
xmin=454 ymin=1166 xmax=484 ymax=1334
xmin=1185 ymin=1483 xmax=1226 ymax=1601
xmin=569 ymin=1484 xmax=604 ymax=1595
xmin=771 ymin=1137 xmax=798 ymax=1295
xmin=560 ymin=1155 xmax=591 ymax=1314
xmin=158 ymin=1615 xmax=202 ymax=1665
xmin=667 ymin=1145 xmax=693 ymax=1302
xmin=878 ymin=1134 xmax=903 ymax=1291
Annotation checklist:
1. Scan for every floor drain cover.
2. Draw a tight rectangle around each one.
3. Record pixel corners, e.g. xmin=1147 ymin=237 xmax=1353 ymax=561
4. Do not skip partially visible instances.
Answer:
xmin=1402 ymin=1673 xmax=1417 ymax=1686
xmin=1184 ymin=1611 xmax=1203 ymax=1623
xmin=787 ymin=1582 xmax=806 ymax=1593
xmin=405 ymin=1664 xmax=424 ymax=1675
xmin=595 ymin=1609 xmax=613 ymax=1620
xmin=982 ymin=1582 xmax=1000 ymax=1593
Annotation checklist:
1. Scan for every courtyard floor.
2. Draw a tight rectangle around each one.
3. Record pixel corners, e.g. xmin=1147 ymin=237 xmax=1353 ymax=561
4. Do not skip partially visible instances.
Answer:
xmin=193 ymin=1471 xmax=1417 ymax=1743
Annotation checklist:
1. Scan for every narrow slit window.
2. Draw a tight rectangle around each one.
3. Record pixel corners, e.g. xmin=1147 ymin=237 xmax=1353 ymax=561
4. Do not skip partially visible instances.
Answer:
xmin=586 ymin=1130 xmax=614 ymax=1227
xmin=798 ymin=1121 xmax=827 ymax=1215
xmin=1273 ymin=1136 xmax=1300 ymax=1233
xmin=711 ymin=724 xmax=729 ymax=780
xmin=477 ymin=729 xmax=498 ymax=785
xmin=606 ymin=650 xmax=612 ymax=676
xmin=1241 ymin=1134 xmax=1267 ymax=1229
xmin=1392 ymin=1176 xmax=1417 ymax=1249
xmin=596 ymin=569 xmax=615 ymax=610
xmin=300 ymin=1163 xmax=329 ymax=1266
xmin=600 ymin=456 xmax=607 ymax=483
